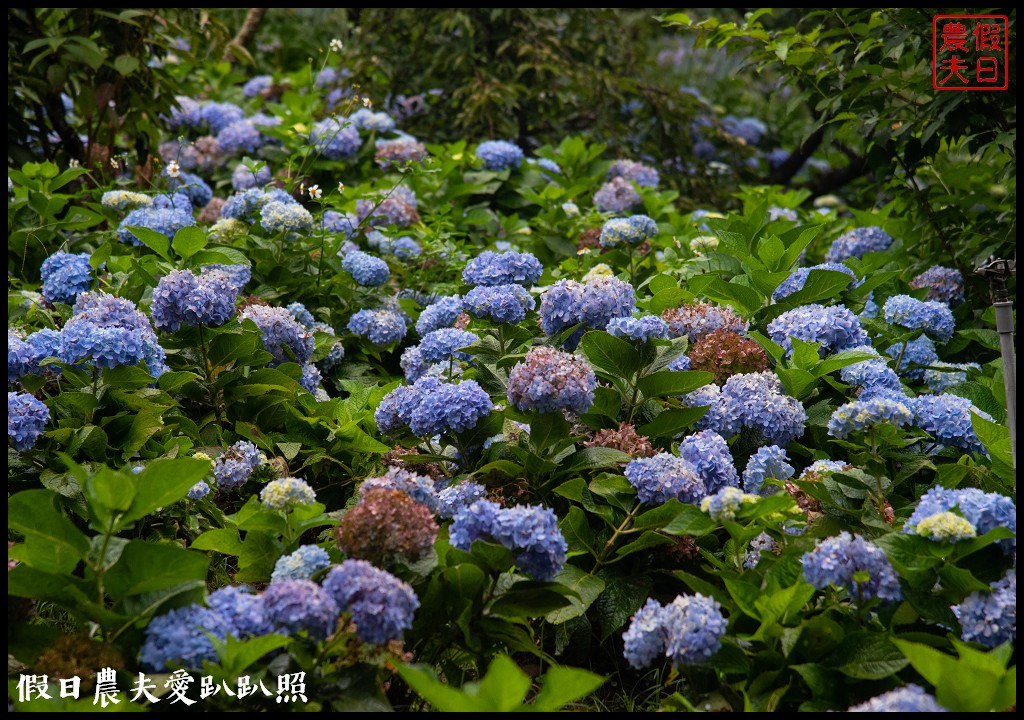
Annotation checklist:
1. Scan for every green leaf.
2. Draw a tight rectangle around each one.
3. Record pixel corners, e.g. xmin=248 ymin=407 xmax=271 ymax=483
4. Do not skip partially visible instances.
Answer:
xmin=594 ymin=572 xmax=652 ymax=641
xmin=488 ymin=582 xmax=574 ymax=619
xmin=113 ymin=53 xmax=139 ymax=76
xmin=104 ymin=541 xmax=208 ymax=600
xmin=636 ymin=370 xmax=714 ymax=399
xmin=172 ymin=226 xmax=207 ymax=259
xmin=971 ymin=412 xmax=1013 ymax=480
xmin=815 ymin=349 xmax=882 ymax=377
xmin=698 ymin=277 xmax=764 ymax=314
xmin=662 ymin=505 xmax=716 ymax=536
xmin=532 ymin=665 xmax=607 ymax=711
xmin=8 ymin=490 xmax=90 ymax=574
xmin=613 ymin=529 xmax=673 ymax=559
xmin=191 ymin=528 xmax=245 ymax=556
xmin=124 ymin=458 xmax=212 ymax=525
xmin=827 ymin=632 xmax=908 ymax=679
xmin=579 ymin=331 xmax=643 ymax=378
xmin=546 ymin=565 xmax=606 ymax=624
xmin=637 ymin=407 xmax=709 ymax=440
xmin=121 ymin=411 xmax=164 ymax=460
xmin=561 ymin=447 xmax=631 ymax=472
xmin=123 ymin=226 xmax=171 ymax=261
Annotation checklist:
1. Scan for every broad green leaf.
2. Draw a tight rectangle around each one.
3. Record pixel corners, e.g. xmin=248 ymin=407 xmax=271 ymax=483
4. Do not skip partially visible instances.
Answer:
xmin=124 ymin=458 xmax=212 ymax=525
xmin=827 ymin=632 xmax=908 ymax=679
xmin=531 ymin=665 xmax=607 ymax=711
xmin=8 ymin=490 xmax=90 ymax=574
xmin=636 ymin=370 xmax=714 ymax=399
xmin=579 ymin=331 xmax=643 ymax=378
xmin=172 ymin=226 xmax=207 ymax=259
xmin=124 ymin=225 xmax=171 ymax=261
xmin=546 ymin=565 xmax=606 ymax=624
xmin=104 ymin=541 xmax=208 ymax=600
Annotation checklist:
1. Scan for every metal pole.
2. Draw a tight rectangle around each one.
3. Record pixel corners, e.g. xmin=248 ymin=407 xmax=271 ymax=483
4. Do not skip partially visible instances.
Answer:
xmin=976 ymin=258 xmax=1016 ymax=481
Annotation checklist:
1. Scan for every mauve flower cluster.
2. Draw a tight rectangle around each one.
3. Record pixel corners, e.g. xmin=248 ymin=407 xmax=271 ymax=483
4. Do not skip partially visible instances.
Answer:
xmin=660 ymin=302 xmax=748 ymax=343
xmin=801 ymin=531 xmax=902 ymax=604
xmin=593 ymin=176 xmax=642 ymax=213
xmin=607 ymin=158 xmax=660 ymax=188
xmin=687 ymin=329 xmax=769 ymax=384
xmin=622 ymin=594 xmax=727 ymax=670
xmin=360 ymin=466 xmax=439 ymax=512
xmin=39 ymin=251 xmax=92 ymax=305
xmin=375 ymin=135 xmax=429 ymax=169
xmin=507 ymin=346 xmax=597 ymax=414
xmin=583 ymin=422 xmax=656 ymax=458
xmin=909 ymin=265 xmax=965 ymax=307
xmin=449 ymin=499 xmax=567 ymax=581
xmin=355 ymin=188 xmax=421 ymax=228
xmin=335 ymin=487 xmax=438 ymax=565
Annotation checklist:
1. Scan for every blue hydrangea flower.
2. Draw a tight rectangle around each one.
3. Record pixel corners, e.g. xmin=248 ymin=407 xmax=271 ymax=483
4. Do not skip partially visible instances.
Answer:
xmin=909 ymin=394 xmax=990 ymax=454
xmin=951 ymin=570 xmax=1015 ymax=648
xmin=323 ymin=210 xmax=359 ymax=237
xmin=187 ymin=481 xmax=210 ymax=500
xmin=285 ymin=302 xmax=316 ymax=329
xmin=680 ymin=383 xmax=742 ymax=438
xmin=12 ymin=329 xmax=64 ymax=380
xmin=412 ymin=377 xmax=493 ymax=436
xmin=260 ymin=477 xmax=317 ymax=510
xmin=743 ymin=445 xmax=795 ymax=496
xmin=449 ymin=499 xmax=567 ymax=581
xmin=355 ymin=188 xmax=420 ymax=228
xmin=231 ymin=163 xmax=272 ymax=191
xmin=140 ymin=604 xmax=233 ymax=671
xmin=200 ymin=101 xmax=245 ymax=134
xmin=744 ymin=531 xmax=779 ymax=569
xmin=300 ymin=363 xmax=322 ymax=393
xmin=622 ymin=593 xmax=726 ymax=670
xmin=271 ymin=545 xmax=332 ymax=583
xmin=162 ymin=95 xmax=203 ymax=130
xmin=414 ymin=296 xmax=463 ymax=335
xmin=824 ymin=226 xmax=894 ymax=262
xmin=342 ymin=249 xmax=390 ymax=286
xmin=678 ymin=430 xmax=739 ymax=496
xmin=322 ymin=559 xmax=420 ymax=644
xmin=151 ymin=268 xmax=239 ymax=332
xmin=904 ymin=486 xmax=1015 ymax=554
xmin=578 ymin=276 xmax=637 ymax=331
xmin=507 ymin=346 xmax=596 ymax=414
xmin=607 ymin=159 xmax=660 ymax=188
xmin=262 ymin=579 xmax=338 ymax=639
xmin=720 ymin=372 xmax=807 ymax=446
xmin=400 ymin=346 xmax=430 ymax=383
xmin=437 ymin=480 xmax=489 ymax=519
xmin=217 ymin=120 xmax=268 ymax=154
xmin=606 ymin=315 xmax=669 ymax=343
xmin=475 ymin=140 xmax=524 ymax=171
xmin=909 ymin=265 xmax=965 ymax=307
xmin=359 ymin=467 xmax=439 ymax=512
xmin=839 ymin=346 xmax=907 ymax=400
xmin=8 ymin=391 xmax=50 ymax=451
xmin=60 ymin=292 xmax=167 ymax=377
xmin=771 ymin=262 xmax=858 ymax=302
xmin=801 ymin=531 xmax=902 ymax=604
xmin=722 ymin=115 xmax=767 ymax=145
xmin=166 ymin=170 xmax=212 ymax=208
xmin=206 ymin=585 xmax=273 ymax=639
xmin=348 ymin=108 xmax=396 ymax=133
xmin=848 ymin=684 xmax=947 ymax=712
xmin=528 ymin=156 xmax=561 ymax=179
xmin=593 ymin=176 xmax=642 ymax=213
xmin=886 ymin=335 xmax=940 ymax=382
xmin=667 ymin=354 xmax=691 ymax=371
xmin=883 ymin=294 xmax=956 ymax=343
xmin=418 ymin=328 xmax=479 ymax=364
xmin=767 ymin=304 xmax=870 ymax=356
xmin=661 ymin=302 xmax=748 ymax=343
xmin=221 ymin=188 xmax=293 ymax=221
xmin=828 ymin=396 xmax=915 ymax=439
xmin=347 ymin=307 xmax=408 ymax=347
xmin=240 ymin=305 xmax=313 ymax=366
xmin=599 ymin=215 xmax=658 ymax=247
xmin=463 ymin=284 xmax=535 ymax=324
xmin=767 ymin=206 xmax=798 ymax=222
xmin=538 ymin=279 xmax=585 ymax=337
xmin=311 ymin=117 xmax=362 ymax=160
xmin=921 ymin=362 xmax=978 ymax=393
xmin=242 ymin=74 xmax=273 ymax=97
xmin=624 ymin=452 xmax=706 ymax=506
xmin=40 ymin=251 xmax=92 ymax=304
xmin=213 ymin=440 xmax=261 ymax=491
xmin=368 ymin=232 xmax=421 ymax=259
xmin=118 ymin=204 xmax=196 ymax=246
xmin=463 ymin=250 xmax=543 ymax=287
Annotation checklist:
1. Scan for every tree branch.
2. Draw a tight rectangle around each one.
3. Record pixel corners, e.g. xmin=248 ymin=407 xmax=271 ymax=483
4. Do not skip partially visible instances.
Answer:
xmin=222 ymin=8 xmax=267 ymax=64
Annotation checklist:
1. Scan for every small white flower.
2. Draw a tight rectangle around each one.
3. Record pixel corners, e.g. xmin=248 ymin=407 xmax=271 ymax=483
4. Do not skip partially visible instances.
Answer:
xmin=308 ymin=184 xmax=322 ymax=200
xmin=299 ymin=182 xmax=305 ymax=195
xmin=69 ymin=159 xmax=81 ymax=169
xmin=329 ymin=38 xmax=344 ymax=53
xmin=337 ymin=182 xmax=345 ymax=194
xmin=166 ymin=160 xmax=181 ymax=178
xmin=362 ymin=97 xmax=372 ymax=108
xmin=110 ymin=158 xmax=120 ymax=169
